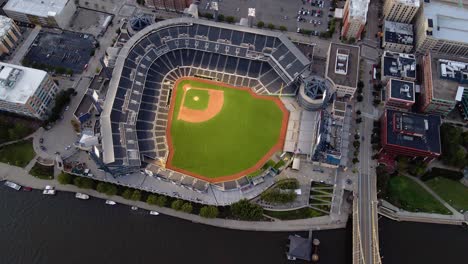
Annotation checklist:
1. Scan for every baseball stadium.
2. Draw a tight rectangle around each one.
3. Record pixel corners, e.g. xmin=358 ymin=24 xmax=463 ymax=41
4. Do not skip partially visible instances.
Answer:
xmin=100 ymin=17 xmax=311 ymax=189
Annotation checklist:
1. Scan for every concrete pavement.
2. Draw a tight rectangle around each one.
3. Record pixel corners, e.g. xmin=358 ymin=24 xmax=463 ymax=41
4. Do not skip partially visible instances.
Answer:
xmin=9 ymin=25 xmax=41 ymax=65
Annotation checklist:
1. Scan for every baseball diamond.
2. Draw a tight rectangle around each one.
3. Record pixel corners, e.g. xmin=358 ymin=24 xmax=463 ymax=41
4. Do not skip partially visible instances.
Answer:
xmin=166 ymin=77 xmax=289 ymax=182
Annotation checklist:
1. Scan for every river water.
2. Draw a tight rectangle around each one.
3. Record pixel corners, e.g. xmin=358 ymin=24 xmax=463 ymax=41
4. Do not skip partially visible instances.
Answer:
xmin=0 ymin=187 xmax=466 ymax=264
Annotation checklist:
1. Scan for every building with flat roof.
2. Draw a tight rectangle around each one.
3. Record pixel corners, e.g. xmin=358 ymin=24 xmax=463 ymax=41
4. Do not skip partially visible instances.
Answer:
xmin=332 ymin=100 xmax=347 ymax=119
xmin=341 ymin=0 xmax=370 ymax=40
xmin=0 ymin=15 xmax=21 ymax=56
xmin=383 ymin=20 xmax=414 ymax=53
xmin=0 ymin=62 xmax=58 ymax=119
xmin=380 ymin=109 xmax=441 ymax=162
xmin=325 ymin=42 xmax=360 ymax=97
xmin=385 ymin=78 xmax=415 ymax=110
xmin=3 ymin=0 xmax=76 ymax=28
xmin=381 ymin=51 xmax=416 ymax=82
xmin=145 ymin=0 xmax=191 ymax=12
xmin=420 ymin=52 xmax=467 ymax=115
xmin=414 ymin=0 xmax=468 ymax=57
xmin=383 ymin=0 xmax=420 ymax=23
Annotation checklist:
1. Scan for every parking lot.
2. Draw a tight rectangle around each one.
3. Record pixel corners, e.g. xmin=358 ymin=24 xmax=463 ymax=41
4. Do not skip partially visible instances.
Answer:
xmin=23 ymin=30 xmax=96 ymax=74
xmin=197 ymin=0 xmax=334 ymax=35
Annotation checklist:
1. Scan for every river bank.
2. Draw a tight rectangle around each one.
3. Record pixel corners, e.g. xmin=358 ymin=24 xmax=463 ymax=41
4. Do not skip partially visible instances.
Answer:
xmin=0 ymin=162 xmax=347 ymax=232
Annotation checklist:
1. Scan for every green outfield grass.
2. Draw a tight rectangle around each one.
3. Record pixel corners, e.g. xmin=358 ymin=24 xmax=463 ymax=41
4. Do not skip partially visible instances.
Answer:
xmin=170 ymin=79 xmax=284 ymax=178
xmin=183 ymin=89 xmax=209 ymax=110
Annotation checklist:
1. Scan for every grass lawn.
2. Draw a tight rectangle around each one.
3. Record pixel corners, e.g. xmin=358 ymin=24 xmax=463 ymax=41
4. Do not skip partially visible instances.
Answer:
xmin=426 ymin=177 xmax=468 ymax=212
xmin=183 ymin=88 xmax=209 ymax=110
xmin=387 ymin=176 xmax=451 ymax=214
xmin=170 ymin=79 xmax=284 ymax=178
xmin=30 ymin=163 xmax=54 ymax=180
xmin=0 ymin=140 xmax=35 ymax=167
xmin=264 ymin=207 xmax=325 ymax=220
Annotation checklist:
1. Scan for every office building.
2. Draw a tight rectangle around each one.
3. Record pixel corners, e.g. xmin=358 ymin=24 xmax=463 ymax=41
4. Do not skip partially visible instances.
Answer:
xmin=381 ymin=51 xmax=416 ymax=82
xmin=414 ymin=0 xmax=468 ymax=57
xmin=341 ymin=0 xmax=370 ymax=40
xmin=145 ymin=0 xmax=191 ymax=12
xmin=0 ymin=15 xmax=21 ymax=56
xmin=383 ymin=0 xmax=420 ymax=23
xmin=382 ymin=20 xmax=414 ymax=53
xmin=380 ymin=109 xmax=441 ymax=163
xmin=0 ymin=62 xmax=58 ymax=119
xmin=420 ymin=52 xmax=467 ymax=115
xmin=325 ymin=42 xmax=361 ymax=97
xmin=3 ymin=0 xmax=76 ymax=29
xmin=385 ymin=78 xmax=415 ymax=110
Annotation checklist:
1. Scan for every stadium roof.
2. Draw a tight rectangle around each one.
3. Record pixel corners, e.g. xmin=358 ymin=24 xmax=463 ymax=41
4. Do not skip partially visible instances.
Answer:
xmin=421 ymin=0 xmax=468 ymax=44
xmin=0 ymin=62 xmax=46 ymax=104
xmin=4 ymin=0 xmax=69 ymax=18
xmin=101 ymin=17 xmax=310 ymax=166
xmin=384 ymin=109 xmax=441 ymax=155
xmin=326 ymin=42 xmax=360 ymax=89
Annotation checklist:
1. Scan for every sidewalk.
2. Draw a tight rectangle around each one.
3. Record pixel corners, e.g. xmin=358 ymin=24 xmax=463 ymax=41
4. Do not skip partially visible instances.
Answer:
xmin=9 ymin=25 xmax=41 ymax=65
xmin=0 ymin=162 xmax=348 ymax=232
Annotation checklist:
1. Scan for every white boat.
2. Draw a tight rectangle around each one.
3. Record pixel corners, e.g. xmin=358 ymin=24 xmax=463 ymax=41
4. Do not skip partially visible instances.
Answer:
xmin=105 ymin=200 xmax=116 ymax=205
xmin=75 ymin=193 xmax=89 ymax=200
xmin=4 ymin=181 xmax=21 ymax=191
xmin=43 ymin=185 xmax=56 ymax=195
xmin=149 ymin=211 xmax=160 ymax=216
xmin=131 ymin=206 xmax=138 ymax=210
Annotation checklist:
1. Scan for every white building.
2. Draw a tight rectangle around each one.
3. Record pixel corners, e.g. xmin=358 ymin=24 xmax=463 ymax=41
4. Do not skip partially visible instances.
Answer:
xmin=383 ymin=0 xmax=420 ymax=23
xmin=0 ymin=62 xmax=58 ymax=119
xmin=414 ymin=0 xmax=468 ymax=57
xmin=383 ymin=20 xmax=414 ymax=53
xmin=0 ymin=15 xmax=21 ymax=56
xmin=3 ymin=0 xmax=76 ymax=29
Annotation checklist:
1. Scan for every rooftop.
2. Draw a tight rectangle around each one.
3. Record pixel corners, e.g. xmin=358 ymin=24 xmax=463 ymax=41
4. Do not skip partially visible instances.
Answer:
xmin=385 ymin=109 xmax=441 ymax=155
xmin=427 ymin=52 xmax=468 ymax=102
xmin=389 ymin=79 xmax=415 ymax=102
xmin=384 ymin=20 xmax=414 ymax=46
xmin=393 ymin=0 xmax=420 ymax=7
xmin=4 ymin=0 xmax=70 ymax=18
xmin=349 ymin=0 xmax=370 ymax=22
xmin=382 ymin=51 xmax=416 ymax=80
xmin=0 ymin=15 xmax=14 ymax=38
xmin=326 ymin=43 xmax=360 ymax=89
xmin=421 ymin=0 xmax=468 ymax=43
xmin=0 ymin=62 xmax=46 ymax=104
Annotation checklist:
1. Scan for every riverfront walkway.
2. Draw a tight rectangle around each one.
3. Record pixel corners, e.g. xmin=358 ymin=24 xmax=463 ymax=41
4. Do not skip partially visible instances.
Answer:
xmin=0 ymin=162 xmax=347 ymax=232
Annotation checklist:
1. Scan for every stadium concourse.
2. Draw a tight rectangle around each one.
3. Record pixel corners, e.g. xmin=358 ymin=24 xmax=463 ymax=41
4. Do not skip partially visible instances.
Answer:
xmin=95 ymin=17 xmax=311 ymax=195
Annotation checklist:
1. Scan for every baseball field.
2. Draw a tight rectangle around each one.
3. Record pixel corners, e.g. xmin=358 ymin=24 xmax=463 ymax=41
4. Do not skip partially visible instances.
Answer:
xmin=166 ymin=77 xmax=288 ymax=181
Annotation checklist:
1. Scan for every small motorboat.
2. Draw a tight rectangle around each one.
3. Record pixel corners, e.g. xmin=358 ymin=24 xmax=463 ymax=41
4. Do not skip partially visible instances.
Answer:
xmin=131 ymin=206 xmax=138 ymax=210
xmin=105 ymin=200 xmax=116 ymax=205
xmin=4 ymin=181 xmax=21 ymax=191
xmin=149 ymin=211 xmax=160 ymax=216
xmin=43 ymin=185 xmax=56 ymax=195
xmin=22 ymin=187 xmax=33 ymax=192
xmin=75 ymin=193 xmax=89 ymax=200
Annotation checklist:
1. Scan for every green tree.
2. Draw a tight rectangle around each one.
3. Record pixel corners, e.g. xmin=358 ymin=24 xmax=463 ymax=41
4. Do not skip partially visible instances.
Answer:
xmin=200 ymin=206 xmax=219 ymax=218
xmin=96 ymin=182 xmax=108 ymax=193
xmin=57 ymin=172 xmax=72 ymax=185
xmin=131 ymin=190 xmax=141 ymax=201
xmin=105 ymin=184 xmax=118 ymax=196
xmin=357 ymin=80 xmax=364 ymax=89
xmin=171 ymin=199 xmax=184 ymax=210
xmin=225 ymin=16 xmax=235 ymax=23
xmin=231 ymin=199 xmax=263 ymax=221
xmin=267 ymin=23 xmax=275 ymax=30
xmin=155 ymin=196 xmax=167 ymax=207
xmin=147 ymin=194 xmax=158 ymax=205
xmin=73 ymin=176 xmax=95 ymax=189
xmin=181 ymin=203 xmax=193 ymax=213
xmin=122 ymin=188 xmax=133 ymax=200
xmin=279 ymin=25 xmax=287 ymax=31
xmin=257 ymin=21 xmax=265 ymax=28
xmin=352 ymin=157 xmax=359 ymax=164
xmin=397 ymin=156 xmax=409 ymax=172
xmin=357 ymin=94 xmax=364 ymax=102
xmin=217 ymin=14 xmax=225 ymax=21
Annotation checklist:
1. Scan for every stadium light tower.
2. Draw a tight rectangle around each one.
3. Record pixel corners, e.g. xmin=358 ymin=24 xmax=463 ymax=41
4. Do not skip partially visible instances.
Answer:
xmin=248 ymin=8 xmax=256 ymax=28
xmin=211 ymin=1 xmax=219 ymax=21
